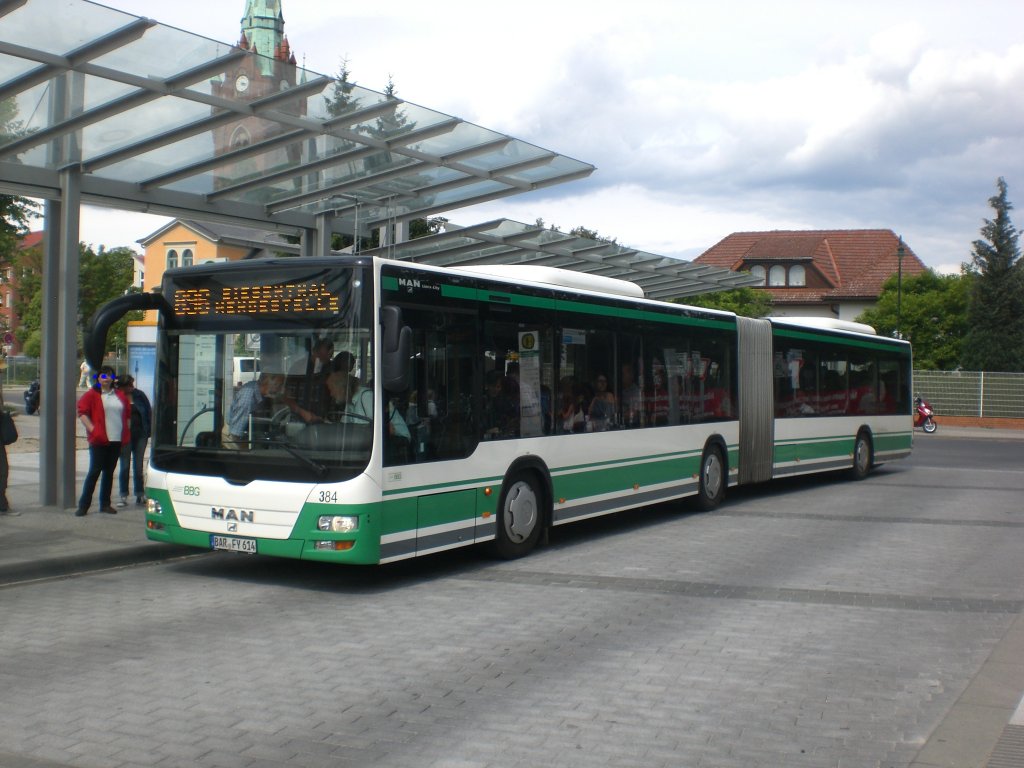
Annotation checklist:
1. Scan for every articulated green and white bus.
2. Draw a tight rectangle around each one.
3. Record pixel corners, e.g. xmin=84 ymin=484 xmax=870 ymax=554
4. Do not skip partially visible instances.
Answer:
xmin=88 ymin=256 xmax=913 ymax=564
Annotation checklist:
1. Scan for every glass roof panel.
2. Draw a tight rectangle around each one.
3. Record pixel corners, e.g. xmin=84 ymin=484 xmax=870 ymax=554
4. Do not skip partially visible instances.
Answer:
xmin=361 ymin=219 xmax=762 ymax=299
xmin=0 ymin=0 xmax=593 ymax=234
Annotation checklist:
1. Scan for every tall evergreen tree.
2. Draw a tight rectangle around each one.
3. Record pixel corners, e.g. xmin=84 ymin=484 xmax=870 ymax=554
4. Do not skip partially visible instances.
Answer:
xmin=961 ymin=178 xmax=1024 ymax=372
xmin=323 ymin=57 xmax=355 ymax=118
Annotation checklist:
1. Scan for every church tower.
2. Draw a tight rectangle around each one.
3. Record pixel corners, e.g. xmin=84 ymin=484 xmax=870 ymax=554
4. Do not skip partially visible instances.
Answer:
xmin=211 ymin=0 xmax=303 ymax=189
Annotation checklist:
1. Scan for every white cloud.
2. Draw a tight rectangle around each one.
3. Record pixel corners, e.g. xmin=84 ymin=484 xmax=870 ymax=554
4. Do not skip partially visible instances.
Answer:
xmin=71 ymin=0 xmax=1024 ymax=271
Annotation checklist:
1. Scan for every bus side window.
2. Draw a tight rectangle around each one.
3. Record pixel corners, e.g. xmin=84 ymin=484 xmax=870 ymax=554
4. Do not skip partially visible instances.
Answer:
xmin=401 ymin=307 xmax=478 ymax=463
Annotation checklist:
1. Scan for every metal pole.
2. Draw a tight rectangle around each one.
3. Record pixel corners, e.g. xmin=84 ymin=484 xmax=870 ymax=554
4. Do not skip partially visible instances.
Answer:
xmin=896 ymin=236 xmax=905 ymax=339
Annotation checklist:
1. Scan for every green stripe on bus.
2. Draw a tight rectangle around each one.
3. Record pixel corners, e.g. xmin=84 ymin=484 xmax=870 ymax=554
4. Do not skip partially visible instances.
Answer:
xmin=399 ymin=278 xmax=737 ymax=330
xmin=773 ymin=327 xmax=911 ymax=353
xmin=556 ymin=299 xmax=736 ymax=330
xmin=553 ymin=454 xmax=703 ymax=499
xmin=382 ymin=474 xmax=505 ymax=497
xmin=774 ymin=437 xmax=854 ymax=463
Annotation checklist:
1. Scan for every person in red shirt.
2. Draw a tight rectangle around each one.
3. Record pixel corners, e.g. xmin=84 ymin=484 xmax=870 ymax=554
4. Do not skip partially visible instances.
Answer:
xmin=75 ymin=365 xmax=129 ymax=516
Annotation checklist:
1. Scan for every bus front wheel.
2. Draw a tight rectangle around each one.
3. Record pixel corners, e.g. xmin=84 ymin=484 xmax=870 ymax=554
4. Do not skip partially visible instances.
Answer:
xmin=493 ymin=473 xmax=545 ymax=559
xmin=695 ymin=446 xmax=726 ymax=511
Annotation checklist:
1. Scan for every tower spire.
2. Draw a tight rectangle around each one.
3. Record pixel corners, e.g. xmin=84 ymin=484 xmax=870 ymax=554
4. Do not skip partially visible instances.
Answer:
xmin=241 ymin=0 xmax=285 ymax=76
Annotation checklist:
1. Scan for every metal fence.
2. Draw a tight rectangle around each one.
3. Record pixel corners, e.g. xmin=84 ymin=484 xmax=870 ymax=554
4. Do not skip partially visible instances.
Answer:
xmin=913 ymin=370 xmax=1024 ymax=419
xmin=1 ymin=357 xmax=131 ymax=388
xmin=2 ymin=356 xmax=39 ymax=386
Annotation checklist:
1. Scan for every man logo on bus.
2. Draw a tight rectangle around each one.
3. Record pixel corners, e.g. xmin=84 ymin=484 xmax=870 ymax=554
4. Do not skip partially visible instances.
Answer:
xmin=521 ymin=333 xmax=536 ymax=350
xmin=211 ymin=508 xmax=254 ymax=523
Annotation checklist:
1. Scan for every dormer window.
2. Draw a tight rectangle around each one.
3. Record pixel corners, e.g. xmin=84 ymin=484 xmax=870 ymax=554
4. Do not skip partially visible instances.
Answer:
xmin=746 ymin=262 xmax=808 ymax=288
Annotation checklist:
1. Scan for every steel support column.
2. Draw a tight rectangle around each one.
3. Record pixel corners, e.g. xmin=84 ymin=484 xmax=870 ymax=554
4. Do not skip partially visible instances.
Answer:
xmin=315 ymin=211 xmax=334 ymax=257
xmin=40 ymin=177 xmax=82 ymax=510
xmin=299 ymin=227 xmax=315 ymax=257
xmin=56 ymin=168 xmax=81 ymax=508
xmin=39 ymin=201 xmax=60 ymax=506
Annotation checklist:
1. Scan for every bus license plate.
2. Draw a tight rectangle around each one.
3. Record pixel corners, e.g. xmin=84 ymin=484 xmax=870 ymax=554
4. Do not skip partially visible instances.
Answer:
xmin=210 ymin=535 xmax=257 ymax=554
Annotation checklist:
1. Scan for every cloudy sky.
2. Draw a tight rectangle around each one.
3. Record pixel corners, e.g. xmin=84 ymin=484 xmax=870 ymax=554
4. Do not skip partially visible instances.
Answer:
xmin=84 ymin=0 xmax=1024 ymax=274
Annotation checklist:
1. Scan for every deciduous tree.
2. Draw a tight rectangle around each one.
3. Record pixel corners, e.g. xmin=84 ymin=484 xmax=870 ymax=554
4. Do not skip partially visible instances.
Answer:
xmin=680 ymin=286 xmax=772 ymax=318
xmin=857 ymin=271 xmax=969 ymax=370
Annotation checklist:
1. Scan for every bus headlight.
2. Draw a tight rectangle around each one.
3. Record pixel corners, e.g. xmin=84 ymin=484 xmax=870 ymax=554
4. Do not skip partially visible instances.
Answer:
xmin=318 ymin=515 xmax=359 ymax=533
xmin=147 ymin=499 xmax=162 ymax=515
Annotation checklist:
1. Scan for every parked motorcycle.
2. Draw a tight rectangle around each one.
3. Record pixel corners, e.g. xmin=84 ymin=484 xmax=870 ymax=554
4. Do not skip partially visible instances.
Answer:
xmin=914 ymin=395 xmax=936 ymax=433
xmin=23 ymin=379 xmax=39 ymax=415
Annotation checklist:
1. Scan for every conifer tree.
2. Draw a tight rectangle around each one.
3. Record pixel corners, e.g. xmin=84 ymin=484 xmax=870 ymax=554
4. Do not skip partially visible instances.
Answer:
xmin=961 ymin=177 xmax=1024 ymax=372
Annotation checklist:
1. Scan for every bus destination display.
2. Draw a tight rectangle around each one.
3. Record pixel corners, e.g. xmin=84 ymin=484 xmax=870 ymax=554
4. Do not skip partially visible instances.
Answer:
xmin=173 ymin=282 xmax=342 ymax=318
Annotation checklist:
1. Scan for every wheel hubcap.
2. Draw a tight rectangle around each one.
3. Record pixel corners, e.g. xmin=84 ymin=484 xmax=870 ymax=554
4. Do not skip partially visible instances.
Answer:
xmin=504 ymin=481 xmax=538 ymax=543
xmin=856 ymin=439 xmax=869 ymax=471
xmin=703 ymin=454 xmax=722 ymax=498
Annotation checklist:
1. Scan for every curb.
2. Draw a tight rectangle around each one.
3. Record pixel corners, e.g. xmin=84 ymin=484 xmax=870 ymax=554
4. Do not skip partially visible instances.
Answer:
xmin=0 ymin=543 xmax=204 ymax=586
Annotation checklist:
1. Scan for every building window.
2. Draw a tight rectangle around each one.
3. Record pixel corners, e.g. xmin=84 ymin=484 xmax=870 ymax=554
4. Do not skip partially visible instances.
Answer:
xmin=166 ymin=249 xmax=178 ymax=269
xmin=230 ymin=126 xmax=252 ymax=149
xmin=789 ymin=265 xmax=806 ymax=287
xmin=768 ymin=265 xmax=786 ymax=287
xmin=749 ymin=265 xmax=766 ymax=286
xmin=182 ymin=248 xmax=194 ymax=267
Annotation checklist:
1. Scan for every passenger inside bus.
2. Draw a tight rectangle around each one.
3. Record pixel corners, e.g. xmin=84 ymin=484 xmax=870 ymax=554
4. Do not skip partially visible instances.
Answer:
xmin=285 ymin=338 xmax=334 ymax=423
xmin=648 ymin=360 xmax=670 ymax=426
xmin=558 ymin=377 xmax=583 ymax=433
xmin=619 ymin=362 xmax=643 ymax=427
xmin=483 ymin=370 xmax=519 ymax=439
xmin=226 ymin=372 xmax=284 ymax=446
xmin=587 ymin=373 xmax=616 ymax=431
xmin=325 ymin=371 xmax=411 ymax=459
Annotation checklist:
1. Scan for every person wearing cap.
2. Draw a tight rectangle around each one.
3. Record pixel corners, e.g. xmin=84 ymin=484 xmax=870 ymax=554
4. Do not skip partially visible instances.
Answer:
xmin=75 ymin=366 xmax=129 ymax=516
xmin=116 ymin=375 xmax=152 ymax=507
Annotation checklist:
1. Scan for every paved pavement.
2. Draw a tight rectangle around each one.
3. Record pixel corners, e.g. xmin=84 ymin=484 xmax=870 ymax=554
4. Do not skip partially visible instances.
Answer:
xmin=0 ymin=412 xmax=196 ymax=585
xmin=1 ymin=420 xmax=1022 ymax=768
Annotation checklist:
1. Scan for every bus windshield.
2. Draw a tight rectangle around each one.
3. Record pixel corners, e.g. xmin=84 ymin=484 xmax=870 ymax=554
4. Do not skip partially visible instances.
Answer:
xmin=151 ymin=263 xmax=374 ymax=483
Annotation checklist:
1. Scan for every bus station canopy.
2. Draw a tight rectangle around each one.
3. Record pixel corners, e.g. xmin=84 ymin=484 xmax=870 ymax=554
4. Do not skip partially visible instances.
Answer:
xmin=363 ymin=219 xmax=761 ymax=300
xmin=0 ymin=0 xmax=594 ymax=236
xmin=0 ymin=0 xmax=757 ymax=300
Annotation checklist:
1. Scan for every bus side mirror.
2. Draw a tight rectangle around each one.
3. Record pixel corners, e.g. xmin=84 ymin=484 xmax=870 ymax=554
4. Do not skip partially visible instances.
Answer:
xmin=380 ymin=305 xmax=411 ymax=393
xmin=84 ymin=292 xmax=170 ymax=371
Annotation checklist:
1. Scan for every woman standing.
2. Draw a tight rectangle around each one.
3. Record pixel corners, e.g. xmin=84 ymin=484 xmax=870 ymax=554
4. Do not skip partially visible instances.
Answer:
xmin=116 ymin=375 xmax=152 ymax=506
xmin=75 ymin=365 xmax=129 ymax=516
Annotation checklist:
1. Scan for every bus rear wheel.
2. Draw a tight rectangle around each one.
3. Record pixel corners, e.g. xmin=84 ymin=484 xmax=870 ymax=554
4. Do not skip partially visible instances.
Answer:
xmin=695 ymin=446 xmax=726 ymax=511
xmin=492 ymin=472 xmax=544 ymax=559
xmin=850 ymin=431 xmax=873 ymax=480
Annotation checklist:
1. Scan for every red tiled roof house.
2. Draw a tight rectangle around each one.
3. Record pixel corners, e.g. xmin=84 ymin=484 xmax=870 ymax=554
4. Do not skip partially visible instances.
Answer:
xmin=694 ymin=229 xmax=928 ymax=321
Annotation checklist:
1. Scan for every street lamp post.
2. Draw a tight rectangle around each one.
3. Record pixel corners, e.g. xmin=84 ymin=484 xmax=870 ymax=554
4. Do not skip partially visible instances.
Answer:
xmin=896 ymin=236 xmax=905 ymax=339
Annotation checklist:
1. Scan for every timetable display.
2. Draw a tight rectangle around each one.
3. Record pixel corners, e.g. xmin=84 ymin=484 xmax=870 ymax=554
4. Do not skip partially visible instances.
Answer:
xmin=172 ymin=282 xmax=342 ymax=318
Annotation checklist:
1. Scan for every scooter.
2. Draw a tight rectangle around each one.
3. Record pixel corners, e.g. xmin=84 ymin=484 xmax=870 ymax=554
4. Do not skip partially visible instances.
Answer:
xmin=23 ymin=379 xmax=39 ymax=415
xmin=914 ymin=395 xmax=936 ymax=433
